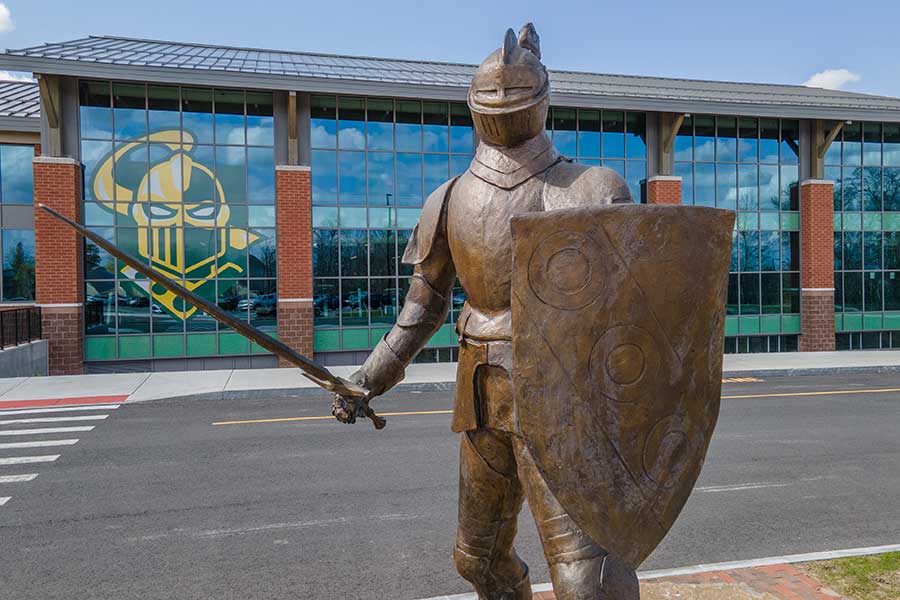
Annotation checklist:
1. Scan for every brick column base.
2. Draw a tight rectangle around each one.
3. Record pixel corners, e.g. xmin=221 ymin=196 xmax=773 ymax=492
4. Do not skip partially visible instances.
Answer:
xmin=277 ymin=300 xmax=313 ymax=367
xmin=41 ymin=306 xmax=83 ymax=375
xmin=646 ymin=176 xmax=682 ymax=205
xmin=799 ymin=290 xmax=835 ymax=352
xmin=799 ymin=180 xmax=836 ymax=352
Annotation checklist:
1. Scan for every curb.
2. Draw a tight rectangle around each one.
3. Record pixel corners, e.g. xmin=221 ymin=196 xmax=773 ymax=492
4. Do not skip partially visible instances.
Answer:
xmin=722 ymin=364 xmax=900 ymax=378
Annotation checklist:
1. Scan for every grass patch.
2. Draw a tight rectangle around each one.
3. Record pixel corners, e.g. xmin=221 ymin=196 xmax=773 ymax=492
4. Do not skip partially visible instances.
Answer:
xmin=802 ymin=551 xmax=900 ymax=600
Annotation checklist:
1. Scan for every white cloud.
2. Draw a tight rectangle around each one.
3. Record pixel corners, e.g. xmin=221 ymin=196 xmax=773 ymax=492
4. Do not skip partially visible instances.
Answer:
xmin=803 ymin=68 xmax=861 ymax=90
xmin=0 ymin=70 xmax=33 ymax=83
xmin=0 ymin=4 xmax=14 ymax=33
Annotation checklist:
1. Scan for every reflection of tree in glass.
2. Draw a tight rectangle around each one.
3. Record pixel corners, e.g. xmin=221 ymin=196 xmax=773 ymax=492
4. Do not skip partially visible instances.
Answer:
xmin=4 ymin=241 xmax=34 ymax=300
xmin=884 ymin=169 xmax=900 ymax=211
xmin=250 ymin=239 xmax=276 ymax=278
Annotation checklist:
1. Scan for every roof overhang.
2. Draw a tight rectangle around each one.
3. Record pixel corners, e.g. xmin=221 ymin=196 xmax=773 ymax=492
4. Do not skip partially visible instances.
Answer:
xmin=0 ymin=115 xmax=40 ymax=133
xmin=3 ymin=54 xmax=900 ymax=123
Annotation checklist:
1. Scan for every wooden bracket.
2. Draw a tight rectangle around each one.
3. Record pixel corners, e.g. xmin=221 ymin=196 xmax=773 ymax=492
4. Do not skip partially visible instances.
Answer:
xmin=818 ymin=121 xmax=844 ymax=160
xmin=287 ymin=91 xmax=298 ymax=165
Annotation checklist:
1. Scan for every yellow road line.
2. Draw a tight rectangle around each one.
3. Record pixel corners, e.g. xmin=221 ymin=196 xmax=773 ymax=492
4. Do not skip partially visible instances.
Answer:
xmin=212 ymin=409 xmax=453 ymax=426
xmin=723 ymin=387 xmax=900 ymax=400
xmin=213 ymin=387 xmax=900 ymax=426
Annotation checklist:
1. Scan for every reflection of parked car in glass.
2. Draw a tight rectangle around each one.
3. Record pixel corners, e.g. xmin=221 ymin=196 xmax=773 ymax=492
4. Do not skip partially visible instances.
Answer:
xmin=126 ymin=295 xmax=149 ymax=307
xmin=217 ymin=295 xmax=240 ymax=310
xmin=452 ymin=291 xmax=466 ymax=309
xmin=254 ymin=294 xmax=277 ymax=316
xmin=151 ymin=304 xmax=163 ymax=314
xmin=344 ymin=291 xmax=368 ymax=309
xmin=237 ymin=296 xmax=258 ymax=311
xmin=314 ymin=294 xmax=339 ymax=312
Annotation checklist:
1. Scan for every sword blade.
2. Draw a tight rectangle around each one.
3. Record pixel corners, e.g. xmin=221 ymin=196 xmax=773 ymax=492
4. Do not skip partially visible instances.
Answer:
xmin=40 ymin=204 xmax=367 ymax=400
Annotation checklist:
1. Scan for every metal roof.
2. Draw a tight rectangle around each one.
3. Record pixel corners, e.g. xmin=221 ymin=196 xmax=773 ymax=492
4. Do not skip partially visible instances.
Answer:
xmin=2 ymin=35 xmax=900 ymax=121
xmin=0 ymin=80 xmax=39 ymax=131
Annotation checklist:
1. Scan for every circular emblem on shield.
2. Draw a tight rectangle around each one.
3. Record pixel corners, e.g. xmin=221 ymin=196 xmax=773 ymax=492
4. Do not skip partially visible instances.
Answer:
xmin=527 ymin=231 xmax=603 ymax=310
xmin=642 ymin=415 xmax=695 ymax=489
xmin=589 ymin=325 xmax=659 ymax=403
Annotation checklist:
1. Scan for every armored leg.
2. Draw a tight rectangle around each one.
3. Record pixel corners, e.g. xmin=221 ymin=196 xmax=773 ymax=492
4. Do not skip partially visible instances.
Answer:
xmin=514 ymin=438 xmax=639 ymax=600
xmin=454 ymin=429 xmax=532 ymax=599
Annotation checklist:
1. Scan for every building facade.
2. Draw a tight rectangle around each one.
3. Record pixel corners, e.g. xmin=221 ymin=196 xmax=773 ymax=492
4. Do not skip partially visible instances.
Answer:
xmin=1 ymin=36 xmax=900 ymax=373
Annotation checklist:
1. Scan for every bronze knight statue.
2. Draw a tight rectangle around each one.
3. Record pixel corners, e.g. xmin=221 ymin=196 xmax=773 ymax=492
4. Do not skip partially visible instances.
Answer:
xmin=332 ymin=23 xmax=733 ymax=600
xmin=43 ymin=21 xmax=732 ymax=600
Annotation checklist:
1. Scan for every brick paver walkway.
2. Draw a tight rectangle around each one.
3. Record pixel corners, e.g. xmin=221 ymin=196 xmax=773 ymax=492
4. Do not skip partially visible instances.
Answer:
xmin=531 ymin=563 xmax=846 ymax=599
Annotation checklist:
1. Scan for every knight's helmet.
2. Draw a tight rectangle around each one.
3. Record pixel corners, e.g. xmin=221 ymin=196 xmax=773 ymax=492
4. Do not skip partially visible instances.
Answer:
xmin=467 ymin=23 xmax=550 ymax=147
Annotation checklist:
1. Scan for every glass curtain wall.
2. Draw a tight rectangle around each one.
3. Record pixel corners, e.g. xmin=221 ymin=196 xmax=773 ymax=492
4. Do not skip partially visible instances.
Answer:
xmin=829 ymin=122 xmax=900 ymax=349
xmin=0 ymin=144 xmax=35 ymax=302
xmin=79 ymin=81 xmax=276 ymax=362
xmin=310 ymin=96 xmax=473 ymax=358
xmin=674 ymin=116 xmax=801 ymax=353
xmin=545 ymin=108 xmax=647 ymax=201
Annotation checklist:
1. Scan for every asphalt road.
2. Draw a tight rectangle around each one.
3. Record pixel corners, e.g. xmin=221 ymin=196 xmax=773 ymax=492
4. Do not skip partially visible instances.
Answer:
xmin=1 ymin=373 xmax=899 ymax=600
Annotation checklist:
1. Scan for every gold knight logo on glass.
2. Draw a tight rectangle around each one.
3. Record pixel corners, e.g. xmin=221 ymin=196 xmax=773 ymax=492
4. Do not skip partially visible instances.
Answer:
xmin=90 ymin=130 xmax=259 ymax=319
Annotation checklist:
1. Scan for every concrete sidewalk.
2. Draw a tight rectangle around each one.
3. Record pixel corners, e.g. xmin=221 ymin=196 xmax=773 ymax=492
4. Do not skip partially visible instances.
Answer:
xmin=0 ymin=350 xmax=899 ymax=407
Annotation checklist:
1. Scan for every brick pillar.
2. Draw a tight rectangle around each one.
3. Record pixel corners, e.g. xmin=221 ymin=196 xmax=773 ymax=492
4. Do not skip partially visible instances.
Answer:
xmin=646 ymin=176 xmax=682 ymax=205
xmin=275 ymin=165 xmax=314 ymax=366
xmin=799 ymin=179 xmax=836 ymax=352
xmin=33 ymin=157 xmax=84 ymax=375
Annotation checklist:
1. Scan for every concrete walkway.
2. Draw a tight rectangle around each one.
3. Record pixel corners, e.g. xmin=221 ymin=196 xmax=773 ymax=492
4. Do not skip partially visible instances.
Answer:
xmin=0 ymin=350 xmax=899 ymax=407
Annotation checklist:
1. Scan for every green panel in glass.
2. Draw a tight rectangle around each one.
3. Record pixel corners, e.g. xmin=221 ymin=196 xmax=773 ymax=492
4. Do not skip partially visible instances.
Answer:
xmin=152 ymin=335 xmax=184 ymax=358
xmin=833 ymin=213 xmax=842 ymax=231
xmin=313 ymin=206 xmax=339 ymax=228
xmin=759 ymin=212 xmax=780 ymax=231
xmin=863 ymin=213 xmax=883 ymax=231
xmin=737 ymin=212 xmax=758 ymax=231
xmin=369 ymin=326 xmax=391 ymax=346
xmin=397 ymin=208 xmax=421 ymax=229
xmin=883 ymin=213 xmax=900 ymax=231
xmin=427 ymin=323 xmax=455 ymax=347
xmin=834 ymin=313 xmax=843 ymax=332
xmin=738 ymin=316 xmax=760 ymax=335
xmin=781 ymin=212 xmax=800 ymax=231
xmin=186 ymin=333 xmax=217 ymax=356
xmin=725 ymin=316 xmax=739 ymax=336
xmin=339 ymin=206 xmax=367 ymax=228
xmin=314 ymin=328 xmax=340 ymax=352
xmin=250 ymin=341 xmax=272 ymax=354
xmin=368 ymin=208 xmax=395 ymax=229
xmin=218 ymin=333 xmax=249 ymax=355
xmin=84 ymin=336 xmax=116 ymax=360
xmin=842 ymin=212 xmax=862 ymax=231
xmin=760 ymin=315 xmax=781 ymax=334
xmin=118 ymin=335 xmax=150 ymax=359
xmin=781 ymin=314 xmax=801 ymax=334
xmin=342 ymin=328 xmax=369 ymax=350
xmin=863 ymin=312 xmax=884 ymax=330
xmin=843 ymin=313 xmax=863 ymax=331
xmin=884 ymin=312 xmax=900 ymax=330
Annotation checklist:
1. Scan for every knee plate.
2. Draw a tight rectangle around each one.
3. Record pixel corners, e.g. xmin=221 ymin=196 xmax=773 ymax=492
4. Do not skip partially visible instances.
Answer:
xmin=549 ymin=553 xmax=638 ymax=600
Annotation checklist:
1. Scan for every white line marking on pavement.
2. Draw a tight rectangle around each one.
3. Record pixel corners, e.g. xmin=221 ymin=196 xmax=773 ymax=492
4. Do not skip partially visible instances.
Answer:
xmin=0 ymin=497 xmax=9 ymax=506
xmin=0 ymin=405 xmax=119 ymax=416
xmin=0 ymin=426 xmax=94 ymax=436
xmin=0 ymin=415 xmax=107 ymax=425
xmin=0 ymin=473 xmax=38 ymax=483
xmin=0 ymin=454 xmax=59 ymax=465
xmin=696 ymin=482 xmax=792 ymax=493
xmin=414 ymin=544 xmax=900 ymax=600
xmin=0 ymin=439 xmax=79 ymax=450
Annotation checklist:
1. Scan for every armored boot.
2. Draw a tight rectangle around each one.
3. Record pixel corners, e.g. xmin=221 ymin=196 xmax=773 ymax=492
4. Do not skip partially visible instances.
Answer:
xmin=514 ymin=437 xmax=639 ymax=600
xmin=454 ymin=429 xmax=532 ymax=599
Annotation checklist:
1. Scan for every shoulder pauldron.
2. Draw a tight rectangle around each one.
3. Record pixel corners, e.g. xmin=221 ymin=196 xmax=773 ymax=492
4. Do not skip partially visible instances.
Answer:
xmin=401 ymin=175 xmax=460 ymax=265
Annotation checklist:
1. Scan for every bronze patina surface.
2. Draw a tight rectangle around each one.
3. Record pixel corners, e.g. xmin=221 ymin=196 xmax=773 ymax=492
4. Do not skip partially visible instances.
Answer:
xmin=511 ymin=204 xmax=733 ymax=568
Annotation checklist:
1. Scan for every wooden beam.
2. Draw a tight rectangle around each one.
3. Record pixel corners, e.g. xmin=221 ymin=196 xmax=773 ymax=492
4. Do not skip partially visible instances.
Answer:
xmin=818 ymin=121 xmax=844 ymax=160
xmin=287 ymin=91 xmax=298 ymax=165
xmin=37 ymin=75 xmax=59 ymax=129
xmin=663 ymin=113 xmax=686 ymax=154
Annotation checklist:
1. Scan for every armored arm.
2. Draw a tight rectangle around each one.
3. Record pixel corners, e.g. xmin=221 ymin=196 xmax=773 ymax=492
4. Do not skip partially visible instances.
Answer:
xmin=352 ymin=177 xmax=458 ymax=398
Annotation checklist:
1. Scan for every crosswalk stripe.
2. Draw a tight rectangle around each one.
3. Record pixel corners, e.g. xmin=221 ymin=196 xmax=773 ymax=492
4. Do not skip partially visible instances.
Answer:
xmin=0 ymin=497 xmax=9 ymax=506
xmin=0 ymin=426 xmax=94 ymax=436
xmin=0 ymin=439 xmax=79 ymax=450
xmin=0 ymin=455 xmax=60 ymax=465
xmin=0 ymin=415 xmax=108 ymax=425
xmin=0 ymin=473 xmax=37 ymax=483
xmin=0 ymin=405 xmax=120 ymax=417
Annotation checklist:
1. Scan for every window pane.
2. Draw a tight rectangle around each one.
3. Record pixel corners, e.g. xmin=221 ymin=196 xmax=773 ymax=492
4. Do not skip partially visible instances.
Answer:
xmin=780 ymin=165 xmax=799 ymax=211
xmin=313 ymin=279 xmax=339 ymax=327
xmin=739 ymin=273 xmax=760 ymax=314
xmin=424 ymin=153 xmax=449 ymax=197
xmin=214 ymin=90 xmax=245 ymax=145
xmin=182 ymin=88 xmax=214 ymax=145
xmin=885 ymin=123 xmax=900 ymax=167
xmin=863 ymin=167 xmax=882 ymax=211
xmin=366 ymin=98 xmax=394 ymax=151
xmin=338 ymin=97 xmax=366 ymax=150
xmin=780 ymin=120 xmax=800 ymax=165
xmin=450 ymin=104 xmax=474 ymax=153
xmin=694 ymin=116 xmax=715 ymax=162
xmin=761 ymin=273 xmax=780 ymax=314
xmin=313 ymin=229 xmax=339 ymax=277
xmin=738 ymin=231 xmax=759 ymax=272
xmin=759 ymin=118 xmax=779 ymax=163
xmin=675 ymin=162 xmax=693 ymax=205
xmin=148 ymin=86 xmax=180 ymax=133
xmin=738 ymin=118 xmax=758 ymax=163
xmin=843 ymin=122 xmax=862 ymax=166
xmin=601 ymin=111 xmax=625 ymax=158
xmin=674 ymin=116 xmax=693 ymax=162
xmin=368 ymin=230 xmax=396 ymax=277
xmin=864 ymin=122 xmax=882 ymax=166
xmin=310 ymin=95 xmax=337 ymax=149
xmin=577 ymin=110 xmax=601 ymax=157
xmin=338 ymin=151 xmax=366 ymax=205
xmin=396 ymin=153 xmax=423 ymax=206
xmin=80 ymin=80 xmax=112 ymax=139
xmin=885 ymin=168 xmax=900 ymax=211
xmin=760 ymin=231 xmax=780 ymax=271
xmin=422 ymin=102 xmax=449 ymax=153
xmin=864 ymin=231 xmax=883 ymax=270
xmin=367 ymin=152 xmax=394 ymax=207
xmin=340 ymin=230 xmax=367 ymax=276
xmin=716 ymin=117 xmax=737 ymax=162
xmin=694 ymin=163 xmax=715 ymax=207
xmin=396 ymin=100 xmax=422 ymax=152
xmin=247 ymin=147 xmax=274 ymax=204
xmin=843 ymin=231 xmax=862 ymax=270
xmin=864 ymin=271 xmax=883 ymax=311
xmin=246 ymin=92 xmax=274 ymax=146
xmin=0 ymin=145 xmax=33 ymax=204
xmin=2 ymin=229 xmax=34 ymax=301
xmin=737 ymin=164 xmax=758 ymax=210
xmin=311 ymin=150 xmax=337 ymax=204
xmin=716 ymin=163 xmax=736 ymax=209
xmin=885 ymin=271 xmax=900 ymax=310
xmin=113 ymin=83 xmax=146 ymax=140
xmin=216 ymin=146 xmax=246 ymax=203
xmin=844 ymin=271 xmax=863 ymax=312
xmin=843 ymin=167 xmax=862 ymax=211
xmin=625 ymin=113 xmax=646 ymax=159
xmin=341 ymin=278 xmax=369 ymax=326
xmin=551 ymin=108 xmax=577 ymax=156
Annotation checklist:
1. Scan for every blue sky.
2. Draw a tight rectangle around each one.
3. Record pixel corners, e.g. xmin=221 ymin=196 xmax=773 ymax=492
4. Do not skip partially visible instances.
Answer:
xmin=0 ymin=0 xmax=896 ymax=96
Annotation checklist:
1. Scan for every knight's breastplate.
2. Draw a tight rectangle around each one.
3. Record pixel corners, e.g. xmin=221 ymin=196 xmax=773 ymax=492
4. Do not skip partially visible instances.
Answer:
xmin=447 ymin=172 xmax=544 ymax=341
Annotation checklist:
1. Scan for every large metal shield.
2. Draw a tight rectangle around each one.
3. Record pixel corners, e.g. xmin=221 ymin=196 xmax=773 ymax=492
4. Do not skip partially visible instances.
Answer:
xmin=510 ymin=204 xmax=734 ymax=568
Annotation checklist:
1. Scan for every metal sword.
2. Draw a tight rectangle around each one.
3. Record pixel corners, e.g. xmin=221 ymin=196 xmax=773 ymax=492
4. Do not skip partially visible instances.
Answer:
xmin=39 ymin=204 xmax=386 ymax=430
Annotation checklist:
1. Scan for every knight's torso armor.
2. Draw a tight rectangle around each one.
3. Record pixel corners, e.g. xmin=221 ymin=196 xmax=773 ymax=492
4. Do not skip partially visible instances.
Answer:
xmin=445 ymin=133 xmax=632 ymax=343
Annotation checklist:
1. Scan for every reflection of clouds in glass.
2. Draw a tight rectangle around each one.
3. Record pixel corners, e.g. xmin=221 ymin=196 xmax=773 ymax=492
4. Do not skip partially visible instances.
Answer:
xmin=311 ymin=124 xmax=334 ymax=148
xmin=884 ymin=147 xmax=900 ymax=167
xmin=247 ymin=125 xmax=272 ymax=146
xmin=339 ymin=125 xmax=365 ymax=150
xmin=695 ymin=139 xmax=714 ymax=162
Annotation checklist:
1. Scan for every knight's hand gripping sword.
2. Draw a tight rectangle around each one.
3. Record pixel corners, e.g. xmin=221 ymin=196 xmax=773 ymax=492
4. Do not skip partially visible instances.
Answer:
xmin=40 ymin=204 xmax=386 ymax=430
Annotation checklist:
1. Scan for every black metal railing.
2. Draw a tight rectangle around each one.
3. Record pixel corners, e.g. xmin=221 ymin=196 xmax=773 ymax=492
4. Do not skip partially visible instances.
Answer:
xmin=0 ymin=306 xmax=42 ymax=349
